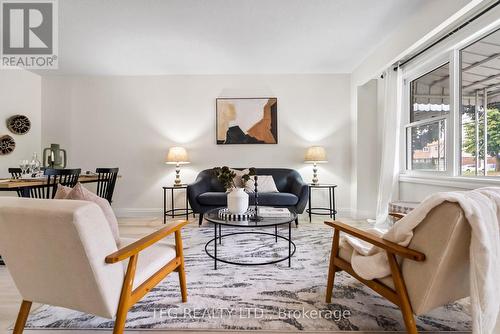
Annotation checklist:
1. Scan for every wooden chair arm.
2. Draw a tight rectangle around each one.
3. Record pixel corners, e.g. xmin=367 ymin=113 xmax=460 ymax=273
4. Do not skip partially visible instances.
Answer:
xmin=324 ymin=221 xmax=425 ymax=261
xmin=105 ymin=220 xmax=189 ymax=263
xmin=389 ymin=212 xmax=405 ymax=220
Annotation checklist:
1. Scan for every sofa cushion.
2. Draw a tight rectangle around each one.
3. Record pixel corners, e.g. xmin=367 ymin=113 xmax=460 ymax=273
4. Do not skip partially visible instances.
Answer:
xmin=244 ymin=175 xmax=279 ymax=193
xmin=250 ymin=193 xmax=298 ymax=206
xmin=198 ymin=192 xmax=298 ymax=207
xmin=230 ymin=168 xmax=250 ymax=188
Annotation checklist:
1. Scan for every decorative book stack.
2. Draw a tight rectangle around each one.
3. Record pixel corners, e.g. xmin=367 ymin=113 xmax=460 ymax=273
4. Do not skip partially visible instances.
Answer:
xmin=257 ymin=207 xmax=290 ymax=218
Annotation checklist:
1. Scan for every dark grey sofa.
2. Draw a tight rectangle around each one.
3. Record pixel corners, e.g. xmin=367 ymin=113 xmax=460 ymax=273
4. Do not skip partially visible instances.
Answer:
xmin=187 ymin=168 xmax=309 ymax=226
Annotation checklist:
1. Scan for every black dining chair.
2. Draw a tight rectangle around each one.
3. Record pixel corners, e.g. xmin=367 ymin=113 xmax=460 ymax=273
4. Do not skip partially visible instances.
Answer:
xmin=8 ymin=167 xmax=22 ymax=179
xmin=27 ymin=168 xmax=81 ymax=199
xmin=96 ymin=168 xmax=119 ymax=204
xmin=8 ymin=168 xmax=23 ymax=197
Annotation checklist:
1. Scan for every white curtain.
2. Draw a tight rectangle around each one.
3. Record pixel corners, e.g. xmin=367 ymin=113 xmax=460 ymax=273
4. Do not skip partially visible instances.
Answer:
xmin=375 ymin=67 xmax=403 ymax=223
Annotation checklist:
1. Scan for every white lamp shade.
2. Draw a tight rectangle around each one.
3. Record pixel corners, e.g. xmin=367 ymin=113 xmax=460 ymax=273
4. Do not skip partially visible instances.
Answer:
xmin=304 ymin=146 xmax=328 ymax=163
xmin=165 ymin=147 xmax=190 ymax=164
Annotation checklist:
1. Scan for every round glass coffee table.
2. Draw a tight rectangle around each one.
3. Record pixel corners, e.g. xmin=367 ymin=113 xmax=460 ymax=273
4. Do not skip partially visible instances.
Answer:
xmin=204 ymin=207 xmax=297 ymax=269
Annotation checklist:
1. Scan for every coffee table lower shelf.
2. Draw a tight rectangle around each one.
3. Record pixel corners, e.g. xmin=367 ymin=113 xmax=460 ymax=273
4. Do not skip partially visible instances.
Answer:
xmin=204 ymin=223 xmax=296 ymax=270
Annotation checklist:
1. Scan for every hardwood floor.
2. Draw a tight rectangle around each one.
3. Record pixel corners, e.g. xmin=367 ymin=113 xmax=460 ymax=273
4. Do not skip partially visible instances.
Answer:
xmin=0 ymin=215 xmax=469 ymax=334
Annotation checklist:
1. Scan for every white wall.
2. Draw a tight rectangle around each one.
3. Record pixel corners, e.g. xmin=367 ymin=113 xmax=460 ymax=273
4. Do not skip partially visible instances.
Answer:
xmin=399 ymin=181 xmax=471 ymax=202
xmin=0 ymin=70 xmax=41 ymax=178
xmin=41 ymin=74 xmax=352 ymax=217
xmin=356 ymin=79 xmax=379 ymax=218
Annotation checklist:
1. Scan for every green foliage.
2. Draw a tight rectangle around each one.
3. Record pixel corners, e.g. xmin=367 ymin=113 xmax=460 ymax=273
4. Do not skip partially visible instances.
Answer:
xmin=463 ymin=107 xmax=500 ymax=159
xmin=241 ymin=167 xmax=256 ymax=183
xmin=411 ymin=123 xmax=441 ymax=151
xmin=213 ymin=166 xmax=256 ymax=191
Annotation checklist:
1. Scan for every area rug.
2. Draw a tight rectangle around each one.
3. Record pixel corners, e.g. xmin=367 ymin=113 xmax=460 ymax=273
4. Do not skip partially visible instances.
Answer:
xmin=25 ymin=221 xmax=472 ymax=331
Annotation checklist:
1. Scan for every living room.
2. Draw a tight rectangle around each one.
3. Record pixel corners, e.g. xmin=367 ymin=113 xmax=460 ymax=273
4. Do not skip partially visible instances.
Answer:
xmin=0 ymin=0 xmax=499 ymax=333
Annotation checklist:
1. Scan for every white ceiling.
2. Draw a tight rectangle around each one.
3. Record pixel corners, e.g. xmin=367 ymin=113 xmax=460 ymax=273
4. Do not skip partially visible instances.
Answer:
xmin=47 ymin=0 xmax=429 ymax=75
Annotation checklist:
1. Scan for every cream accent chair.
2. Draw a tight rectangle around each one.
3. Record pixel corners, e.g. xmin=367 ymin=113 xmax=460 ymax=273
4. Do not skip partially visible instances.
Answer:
xmin=0 ymin=197 xmax=188 ymax=334
xmin=325 ymin=202 xmax=470 ymax=334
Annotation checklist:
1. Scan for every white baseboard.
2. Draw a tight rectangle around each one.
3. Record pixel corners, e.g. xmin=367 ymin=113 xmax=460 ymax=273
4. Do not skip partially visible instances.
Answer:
xmin=115 ymin=207 xmax=354 ymax=218
xmin=353 ymin=210 xmax=375 ymax=219
xmin=114 ymin=208 xmax=163 ymax=218
xmin=335 ymin=208 xmax=352 ymax=218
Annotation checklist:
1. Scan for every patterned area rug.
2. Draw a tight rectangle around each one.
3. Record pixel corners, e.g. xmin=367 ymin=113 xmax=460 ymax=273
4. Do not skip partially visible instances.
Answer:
xmin=25 ymin=222 xmax=472 ymax=331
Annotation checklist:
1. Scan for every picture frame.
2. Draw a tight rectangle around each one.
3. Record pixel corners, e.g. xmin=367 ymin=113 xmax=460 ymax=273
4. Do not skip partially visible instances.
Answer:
xmin=216 ymin=97 xmax=278 ymax=145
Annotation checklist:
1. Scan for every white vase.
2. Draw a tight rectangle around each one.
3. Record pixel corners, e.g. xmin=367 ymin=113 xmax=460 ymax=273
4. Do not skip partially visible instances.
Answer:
xmin=227 ymin=187 xmax=249 ymax=214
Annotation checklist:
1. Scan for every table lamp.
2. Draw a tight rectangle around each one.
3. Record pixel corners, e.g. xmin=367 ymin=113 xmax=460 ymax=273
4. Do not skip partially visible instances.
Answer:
xmin=166 ymin=147 xmax=190 ymax=186
xmin=304 ymin=146 xmax=328 ymax=185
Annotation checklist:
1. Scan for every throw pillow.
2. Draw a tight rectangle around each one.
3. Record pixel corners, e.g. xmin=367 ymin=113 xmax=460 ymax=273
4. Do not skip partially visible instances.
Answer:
xmin=54 ymin=184 xmax=72 ymax=199
xmin=244 ymin=175 xmax=279 ymax=193
xmin=66 ymin=183 xmax=120 ymax=245
xmin=230 ymin=168 xmax=250 ymax=188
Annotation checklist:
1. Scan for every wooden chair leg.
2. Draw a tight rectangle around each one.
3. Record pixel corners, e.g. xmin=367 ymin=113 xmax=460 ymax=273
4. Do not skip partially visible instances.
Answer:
xmin=175 ymin=230 xmax=188 ymax=302
xmin=113 ymin=255 xmax=138 ymax=334
xmin=387 ymin=252 xmax=418 ymax=334
xmin=326 ymin=229 xmax=340 ymax=303
xmin=178 ymin=264 xmax=188 ymax=302
xmin=13 ymin=300 xmax=32 ymax=334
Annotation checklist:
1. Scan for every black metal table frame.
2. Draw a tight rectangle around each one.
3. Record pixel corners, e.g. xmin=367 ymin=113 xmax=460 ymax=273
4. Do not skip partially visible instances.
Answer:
xmin=205 ymin=221 xmax=296 ymax=270
xmin=307 ymin=184 xmax=337 ymax=222
xmin=163 ymin=185 xmax=194 ymax=223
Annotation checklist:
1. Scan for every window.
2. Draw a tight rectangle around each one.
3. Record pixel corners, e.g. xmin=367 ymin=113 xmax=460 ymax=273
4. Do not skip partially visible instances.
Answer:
xmin=460 ymin=29 xmax=500 ymax=176
xmin=402 ymin=22 xmax=500 ymax=181
xmin=406 ymin=63 xmax=449 ymax=171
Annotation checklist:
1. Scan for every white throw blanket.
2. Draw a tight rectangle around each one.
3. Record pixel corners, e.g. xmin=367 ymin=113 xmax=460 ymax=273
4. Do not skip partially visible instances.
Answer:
xmin=341 ymin=187 xmax=500 ymax=334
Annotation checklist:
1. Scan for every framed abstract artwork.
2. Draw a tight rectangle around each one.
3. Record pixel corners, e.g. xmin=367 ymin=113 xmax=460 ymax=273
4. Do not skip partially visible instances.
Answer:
xmin=216 ymin=97 xmax=278 ymax=144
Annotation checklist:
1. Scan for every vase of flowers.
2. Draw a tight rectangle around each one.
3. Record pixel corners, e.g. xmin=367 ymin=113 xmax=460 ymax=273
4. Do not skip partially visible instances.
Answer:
xmin=213 ymin=166 xmax=255 ymax=214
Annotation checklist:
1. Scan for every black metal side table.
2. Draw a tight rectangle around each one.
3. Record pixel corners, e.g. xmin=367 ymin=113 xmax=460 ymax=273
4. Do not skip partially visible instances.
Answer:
xmin=163 ymin=185 xmax=193 ymax=223
xmin=307 ymin=184 xmax=337 ymax=222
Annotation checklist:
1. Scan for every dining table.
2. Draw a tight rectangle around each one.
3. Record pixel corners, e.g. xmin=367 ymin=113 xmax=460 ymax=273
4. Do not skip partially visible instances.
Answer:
xmin=0 ymin=174 xmax=118 ymax=195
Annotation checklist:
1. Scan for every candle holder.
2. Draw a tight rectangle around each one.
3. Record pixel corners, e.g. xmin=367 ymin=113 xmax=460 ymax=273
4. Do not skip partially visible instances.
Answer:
xmin=252 ymin=175 xmax=261 ymax=222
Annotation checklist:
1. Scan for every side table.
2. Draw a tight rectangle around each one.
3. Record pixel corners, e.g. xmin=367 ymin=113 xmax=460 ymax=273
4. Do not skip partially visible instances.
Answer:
xmin=307 ymin=184 xmax=337 ymax=222
xmin=163 ymin=185 xmax=193 ymax=223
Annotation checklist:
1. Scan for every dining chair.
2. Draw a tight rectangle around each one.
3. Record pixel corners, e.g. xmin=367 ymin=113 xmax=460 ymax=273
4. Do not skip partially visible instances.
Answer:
xmin=96 ymin=168 xmax=119 ymax=203
xmin=8 ymin=168 xmax=23 ymax=197
xmin=0 ymin=197 xmax=188 ymax=334
xmin=27 ymin=168 xmax=81 ymax=199
xmin=8 ymin=167 xmax=22 ymax=179
xmin=324 ymin=202 xmax=470 ymax=334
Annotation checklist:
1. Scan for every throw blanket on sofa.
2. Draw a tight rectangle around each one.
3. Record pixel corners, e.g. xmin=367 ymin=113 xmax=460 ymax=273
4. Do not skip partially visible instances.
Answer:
xmin=340 ymin=187 xmax=500 ymax=334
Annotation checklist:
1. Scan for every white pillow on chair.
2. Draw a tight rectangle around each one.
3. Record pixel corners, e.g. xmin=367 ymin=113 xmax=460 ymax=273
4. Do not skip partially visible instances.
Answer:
xmin=54 ymin=184 xmax=72 ymax=199
xmin=244 ymin=175 xmax=279 ymax=193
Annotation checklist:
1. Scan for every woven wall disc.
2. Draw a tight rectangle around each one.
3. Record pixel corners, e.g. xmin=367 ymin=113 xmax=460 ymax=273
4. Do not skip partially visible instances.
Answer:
xmin=0 ymin=135 xmax=15 ymax=155
xmin=7 ymin=115 xmax=31 ymax=135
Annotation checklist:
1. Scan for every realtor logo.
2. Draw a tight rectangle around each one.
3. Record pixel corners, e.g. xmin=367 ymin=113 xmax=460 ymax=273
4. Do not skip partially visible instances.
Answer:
xmin=1 ymin=0 xmax=58 ymax=69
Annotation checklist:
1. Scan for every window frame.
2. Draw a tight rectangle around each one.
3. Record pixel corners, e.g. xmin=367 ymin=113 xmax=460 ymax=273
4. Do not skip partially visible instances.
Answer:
xmin=401 ymin=54 xmax=455 ymax=177
xmin=400 ymin=19 xmax=500 ymax=182
xmin=458 ymin=27 xmax=500 ymax=178
xmin=398 ymin=6 xmax=500 ymax=186
xmin=405 ymin=116 xmax=448 ymax=172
